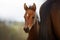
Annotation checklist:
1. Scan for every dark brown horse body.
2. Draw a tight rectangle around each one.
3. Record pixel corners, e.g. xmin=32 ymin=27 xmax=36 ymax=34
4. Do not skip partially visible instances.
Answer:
xmin=39 ymin=0 xmax=60 ymax=40
xmin=51 ymin=2 xmax=60 ymax=39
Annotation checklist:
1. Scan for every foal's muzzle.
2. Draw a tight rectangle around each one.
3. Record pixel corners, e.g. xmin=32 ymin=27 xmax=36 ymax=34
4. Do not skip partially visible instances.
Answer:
xmin=24 ymin=27 xmax=30 ymax=33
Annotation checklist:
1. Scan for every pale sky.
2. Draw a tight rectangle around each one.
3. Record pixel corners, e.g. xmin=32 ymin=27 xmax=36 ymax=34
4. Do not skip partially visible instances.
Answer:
xmin=0 ymin=0 xmax=46 ymax=22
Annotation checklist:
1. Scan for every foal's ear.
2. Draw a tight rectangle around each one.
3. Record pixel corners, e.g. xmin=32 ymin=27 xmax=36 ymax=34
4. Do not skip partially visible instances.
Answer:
xmin=32 ymin=3 xmax=36 ymax=11
xmin=24 ymin=3 xmax=28 ymax=11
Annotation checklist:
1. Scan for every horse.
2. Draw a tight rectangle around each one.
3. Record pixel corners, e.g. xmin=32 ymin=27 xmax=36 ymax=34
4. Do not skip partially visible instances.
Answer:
xmin=23 ymin=3 xmax=40 ymax=40
xmin=39 ymin=0 xmax=60 ymax=40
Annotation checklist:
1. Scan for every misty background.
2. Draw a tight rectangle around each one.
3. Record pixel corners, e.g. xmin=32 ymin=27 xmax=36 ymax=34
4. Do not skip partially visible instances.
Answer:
xmin=0 ymin=0 xmax=46 ymax=22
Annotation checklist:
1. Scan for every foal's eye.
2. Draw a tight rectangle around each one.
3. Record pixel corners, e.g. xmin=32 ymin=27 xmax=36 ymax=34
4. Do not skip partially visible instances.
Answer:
xmin=32 ymin=17 xmax=35 ymax=19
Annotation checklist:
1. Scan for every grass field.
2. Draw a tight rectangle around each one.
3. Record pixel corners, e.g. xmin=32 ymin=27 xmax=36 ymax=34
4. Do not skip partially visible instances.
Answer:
xmin=0 ymin=21 xmax=28 ymax=40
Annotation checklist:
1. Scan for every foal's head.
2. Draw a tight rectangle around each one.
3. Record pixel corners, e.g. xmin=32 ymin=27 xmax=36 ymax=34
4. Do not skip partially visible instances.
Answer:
xmin=24 ymin=3 xmax=36 ymax=33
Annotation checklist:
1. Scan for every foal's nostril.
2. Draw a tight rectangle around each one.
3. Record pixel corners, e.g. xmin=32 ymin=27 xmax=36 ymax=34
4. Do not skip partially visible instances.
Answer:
xmin=24 ymin=27 xmax=29 ymax=33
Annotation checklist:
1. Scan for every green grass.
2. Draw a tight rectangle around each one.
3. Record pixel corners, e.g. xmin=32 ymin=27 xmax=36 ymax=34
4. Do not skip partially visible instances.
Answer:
xmin=0 ymin=22 xmax=28 ymax=40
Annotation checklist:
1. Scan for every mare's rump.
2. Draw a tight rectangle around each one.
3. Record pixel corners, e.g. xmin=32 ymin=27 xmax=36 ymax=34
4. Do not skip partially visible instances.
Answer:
xmin=51 ymin=3 xmax=60 ymax=39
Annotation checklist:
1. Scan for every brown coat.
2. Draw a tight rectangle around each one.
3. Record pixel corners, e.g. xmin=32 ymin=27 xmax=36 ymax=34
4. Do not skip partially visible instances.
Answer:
xmin=39 ymin=0 xmax=60 ymax=40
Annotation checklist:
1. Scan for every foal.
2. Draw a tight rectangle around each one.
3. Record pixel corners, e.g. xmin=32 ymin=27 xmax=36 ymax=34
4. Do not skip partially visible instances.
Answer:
xmin=23 ymin=3 xmax=40 ymax=40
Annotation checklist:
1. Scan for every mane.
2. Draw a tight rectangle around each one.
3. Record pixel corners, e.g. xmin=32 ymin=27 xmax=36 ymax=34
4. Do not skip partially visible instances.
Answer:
xmin=29 ymin=6 xmax=33 ymax=10
xmin=34 ymin=12 xmax=40 ymax=23
xmin=29 ymin=6 xmax=32 ymax=8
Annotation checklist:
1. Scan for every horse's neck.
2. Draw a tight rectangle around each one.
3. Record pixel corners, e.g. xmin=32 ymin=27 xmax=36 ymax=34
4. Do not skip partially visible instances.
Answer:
xmin=29 ymin=21 xmax=38 ymax=33
xmin=28 ymin=21 xmax=39 ymax=40
xmin=33 ymin=13 xmax=40 ymax=34
xmin=29 ymin=20 xmax=39 ymax=36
